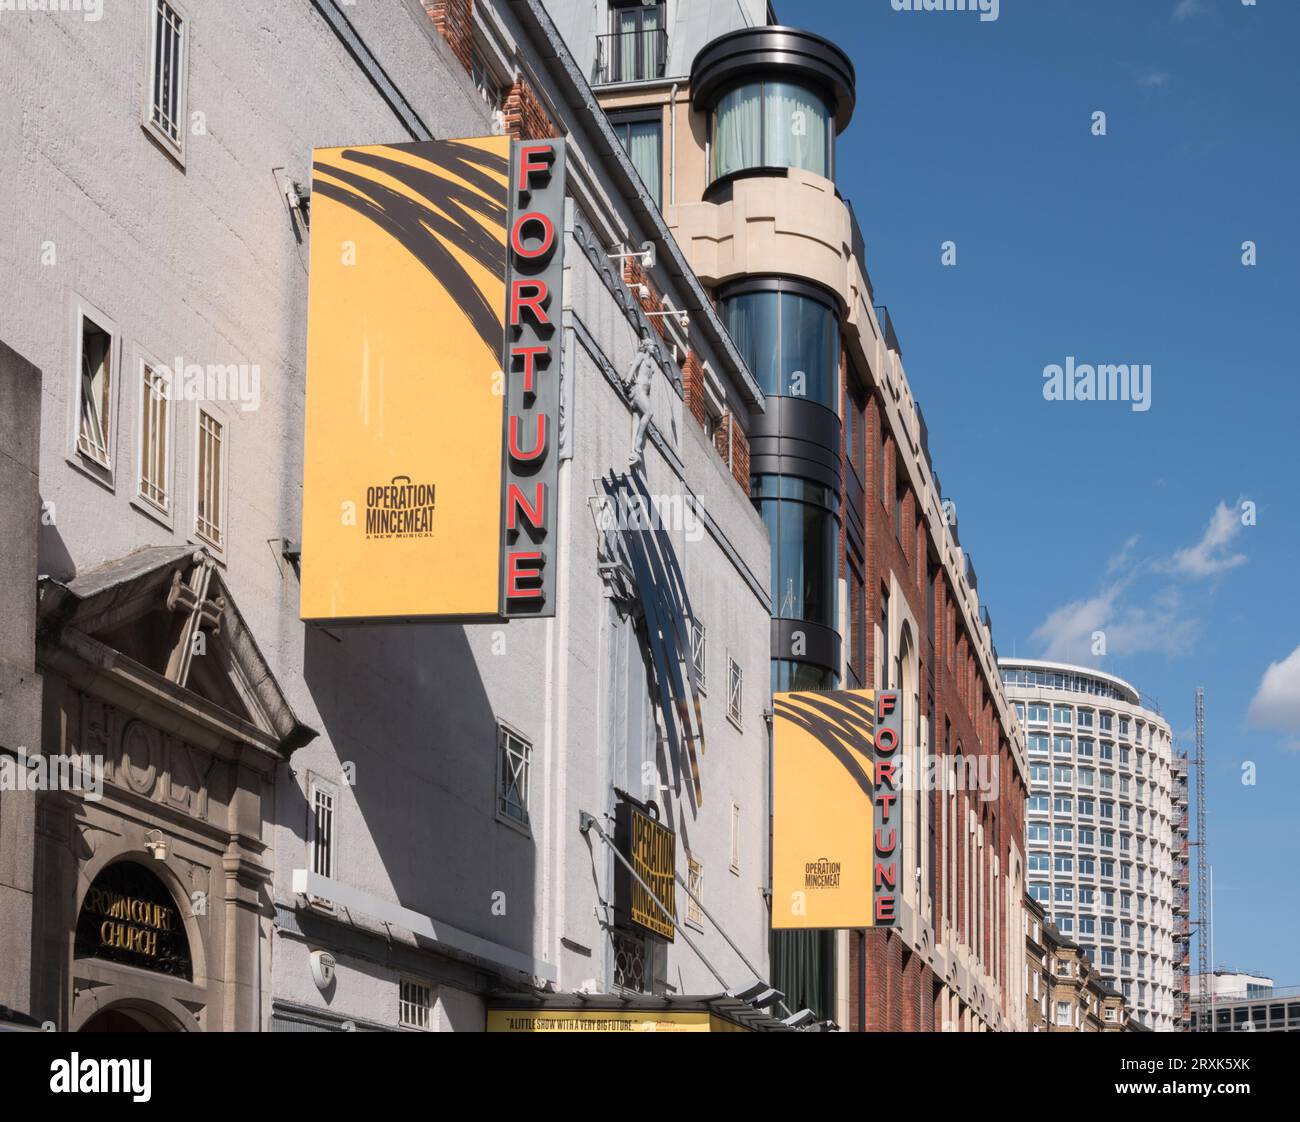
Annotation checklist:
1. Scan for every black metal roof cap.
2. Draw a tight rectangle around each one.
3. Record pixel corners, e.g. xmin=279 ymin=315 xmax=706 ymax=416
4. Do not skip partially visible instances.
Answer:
xmin=690 ymin=25 xmax=857 ymax=133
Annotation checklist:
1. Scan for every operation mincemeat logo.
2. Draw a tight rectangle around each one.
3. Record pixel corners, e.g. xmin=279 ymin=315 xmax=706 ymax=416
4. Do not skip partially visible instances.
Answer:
xmin=366 ymin=475 xmax=436 ymax=540
xmin=804 ymin=856 xmax=842 ymax=889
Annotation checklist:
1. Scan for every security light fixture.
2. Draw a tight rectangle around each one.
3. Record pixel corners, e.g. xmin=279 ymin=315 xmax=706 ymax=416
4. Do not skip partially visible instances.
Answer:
xmin=143 ymin=829 xmax=168 ymax=861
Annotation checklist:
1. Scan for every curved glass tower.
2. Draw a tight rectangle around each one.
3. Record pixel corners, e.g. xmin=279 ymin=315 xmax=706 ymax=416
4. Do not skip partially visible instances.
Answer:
xmin=694 ymin=30 xmax=856 ymax=694
xmin=692 ymin=26 xmax=857 ymax=1015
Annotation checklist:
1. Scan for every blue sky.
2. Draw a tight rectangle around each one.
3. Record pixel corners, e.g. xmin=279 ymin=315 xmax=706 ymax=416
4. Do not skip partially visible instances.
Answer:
xmin=791 ymin=0 xmax=1299 ymax=982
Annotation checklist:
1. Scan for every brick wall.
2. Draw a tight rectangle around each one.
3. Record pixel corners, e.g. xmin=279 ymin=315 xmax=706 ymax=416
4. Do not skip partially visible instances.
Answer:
xmin=503 ymin=78 xmax=555 ymax=141
xmin=623 ymin=256 xmax=667 ymax=341
xmin=423 ymin=0 xmax=473 ymax=74
xmin=727 ymin=415 xmax=749 ymax=491
xmin=683 ymin=349 xmax=708 ymax=427
xmin=845 ymin=372 xmax=1027 ymax=1030
xmin=423 ymin=0 xmax=554 ymax=142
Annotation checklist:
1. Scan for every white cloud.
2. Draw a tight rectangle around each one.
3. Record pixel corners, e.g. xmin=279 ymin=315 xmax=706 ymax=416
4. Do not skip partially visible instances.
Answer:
xmin=1138 ymin=71 xmax=1171 ymax=90
xmin=1107 ymin=589 xmax=1199 ymax=658
xmin=1030 ymin=579 xmax=1198 ymax=664
xmin=1030 ymin=582 xmax=1124 ymax=663
xmin=1174 ymin=0 xmax=1207 ymax=22
xmin=1168 ymin=501 xmax=1247 ymax=577
xmin=1248 ymin=647 xmax=1300 ymax=746
xmin=1029 ymin=502 xmax=1247 ymax=666
xmin=1107 ymin=534 xmax=1141 ymax=574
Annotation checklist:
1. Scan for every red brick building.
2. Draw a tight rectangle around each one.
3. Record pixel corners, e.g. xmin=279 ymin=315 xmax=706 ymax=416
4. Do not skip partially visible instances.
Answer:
xmin=532 ymin=0 xmax=1029 ymax=1029
xmin=845 ymin=346 xmax=1029 ymax=1031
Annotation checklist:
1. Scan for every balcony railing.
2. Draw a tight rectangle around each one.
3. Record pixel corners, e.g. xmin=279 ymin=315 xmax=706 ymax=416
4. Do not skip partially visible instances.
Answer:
xmin=593 ymin=29 xmax=669 ymax=85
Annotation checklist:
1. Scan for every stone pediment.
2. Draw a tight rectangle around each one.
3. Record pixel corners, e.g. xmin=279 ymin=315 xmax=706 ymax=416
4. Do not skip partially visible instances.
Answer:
xmin=37 ymin=546 xmax=315 ymax=758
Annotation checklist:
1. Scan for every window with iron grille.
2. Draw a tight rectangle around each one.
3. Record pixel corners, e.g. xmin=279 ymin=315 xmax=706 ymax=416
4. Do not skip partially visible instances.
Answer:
xmin=596 ymin=1 xmax=667 ymax=84
xmin=399 ymin=978 xmax=433 ymax=1030
xmin=691 ymin=619 xmax=707 ymax=691
xmin=497 ymin=724 xmax=531 ymax=830
xmin=195 ymin=408 xmax=224 ymax=549
xmin=685 ymin=857 xmax=704 ymax=930
xmin=471 ymin=46 xmax=505 ymax=116
xmin=77 ymin=313 xmax=114 ymax=467
xmin=727 ymin=656 xmax=742 ymax=728
xmin=137 ymin=362 xmax=170 ymax=512
xmin=612 ymin=930 xmax=648 ymax=993
xmin=309 ymin=779 xmax=336 ymax=879
xmin=147 ymin=0 xmax=187 ymax=153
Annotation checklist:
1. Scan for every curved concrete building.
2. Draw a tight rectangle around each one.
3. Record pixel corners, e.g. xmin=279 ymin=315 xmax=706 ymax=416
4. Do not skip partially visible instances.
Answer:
xmin=1000 ymin=659 xmax=1189 ymax=1031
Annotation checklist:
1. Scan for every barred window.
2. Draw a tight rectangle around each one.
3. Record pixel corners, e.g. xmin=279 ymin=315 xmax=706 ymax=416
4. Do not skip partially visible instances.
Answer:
xmin=685 ymin=857 xmax=704 ymax=930
xmin=309 ymin=780 xmax=335 ymax=879
xmin=399 ymin=978 xmax=433 ymax=1030
xmin=727 ymin=656 xmax=742 ymax=728
xmin=612 ymin=930 xmax=647 ymax=993
xmin=497 ymin=725 xmax=531 ymax=830
xmin=77 ymin=313 xmax=114 ymax=467
xmin=138 ymin=362 xmax=170 ymax=511
xmin=691 ymin=619 xmax=707 ymax=690
xmin=195 ymin=409 xmax=225 ymax=549
xmin=148 ymin=0 xmax=186 ymax=149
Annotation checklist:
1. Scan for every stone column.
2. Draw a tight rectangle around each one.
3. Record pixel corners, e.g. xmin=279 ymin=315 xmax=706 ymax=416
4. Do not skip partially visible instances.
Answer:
xmin=0 ymin=340 xmax=43 ymax=1018
xmin=222 ymin=760 xmax=272 ymax=1030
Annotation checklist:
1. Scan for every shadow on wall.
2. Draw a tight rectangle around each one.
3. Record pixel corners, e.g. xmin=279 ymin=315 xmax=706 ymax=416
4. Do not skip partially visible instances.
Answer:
xmin=38 ymin=498 xmax=76 ymax=583
xmin=299 ymin=621 xmax=537 ymax=963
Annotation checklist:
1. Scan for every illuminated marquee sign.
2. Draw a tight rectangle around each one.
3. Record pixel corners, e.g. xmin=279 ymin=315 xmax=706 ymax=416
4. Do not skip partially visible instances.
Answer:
xmin=300 ymin=136 xmax=566 ymax=623
xmin=771 ymin=689 xmax=902 ymax=929
xmin=614 ymin=798 xmax=677 ymax=941
xmin=73 ymin=861 xmax=192 ymax=979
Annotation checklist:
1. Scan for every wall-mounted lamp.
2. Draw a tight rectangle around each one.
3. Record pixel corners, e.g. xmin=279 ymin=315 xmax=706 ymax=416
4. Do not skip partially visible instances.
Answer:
xmin=284 ymin=179 xmax=311 ymax=225
xmin=607 ymin=240 xmax=655 ymax=270
xmin=143 ymin=829 xmax=168 ymax=861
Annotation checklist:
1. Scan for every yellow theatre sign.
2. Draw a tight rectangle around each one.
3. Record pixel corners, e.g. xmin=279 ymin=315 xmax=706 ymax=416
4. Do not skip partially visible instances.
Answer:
xmin=300 ymin=136 xmax=566 ymax=623
xmin=771 ymin=689 xmax=902 ymax=930
xmin=487 ymin=1010 xmax=750 ymax=1033
xmin=613 ymin=798 xmax=677 ymax=941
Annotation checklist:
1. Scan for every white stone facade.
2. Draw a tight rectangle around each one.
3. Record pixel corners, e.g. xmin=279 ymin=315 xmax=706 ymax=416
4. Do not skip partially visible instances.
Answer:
xmin=0 ymin=0 xmax=773 ymax=1031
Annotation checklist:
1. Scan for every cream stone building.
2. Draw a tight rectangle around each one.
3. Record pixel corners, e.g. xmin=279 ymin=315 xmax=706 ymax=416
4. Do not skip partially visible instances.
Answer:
xmin=0 ymin=0 xmax=777 ymax=1032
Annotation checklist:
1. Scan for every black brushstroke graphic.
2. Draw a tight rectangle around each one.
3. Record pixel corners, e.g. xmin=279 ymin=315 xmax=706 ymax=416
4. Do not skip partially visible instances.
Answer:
xmin=312 ymin=141 xmax=509 ymax=357
xmin=774 ymin=691 xmax=877 ymax=798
